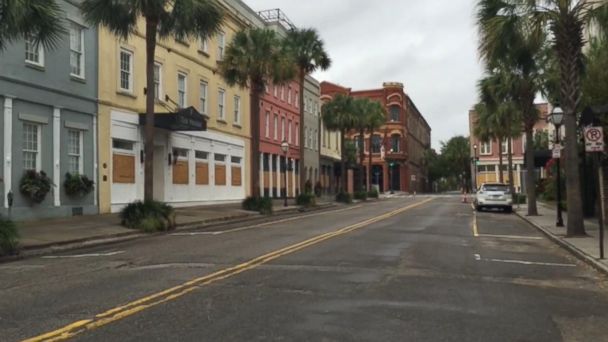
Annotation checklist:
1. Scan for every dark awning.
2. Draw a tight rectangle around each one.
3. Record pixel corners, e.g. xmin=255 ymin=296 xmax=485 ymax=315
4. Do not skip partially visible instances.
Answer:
xmin=139 ymin=106 xmax=207 ymax=131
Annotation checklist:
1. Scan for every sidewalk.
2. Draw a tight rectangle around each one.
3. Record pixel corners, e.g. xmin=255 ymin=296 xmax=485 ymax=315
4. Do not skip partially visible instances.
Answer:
xmin=13 ymin=199 xmax=328 ymax=253
xmin=515 ymin=202 xmax=608 ymax=273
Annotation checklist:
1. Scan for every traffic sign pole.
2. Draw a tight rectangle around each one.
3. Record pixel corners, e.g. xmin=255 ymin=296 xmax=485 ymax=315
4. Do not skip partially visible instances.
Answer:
xmin=585 ymin=126 xmax=606 ymax=259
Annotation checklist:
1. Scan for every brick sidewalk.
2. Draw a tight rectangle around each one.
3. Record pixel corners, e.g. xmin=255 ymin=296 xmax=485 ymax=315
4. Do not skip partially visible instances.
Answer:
xmin=515 ymin=202 xmax=608 ymax=273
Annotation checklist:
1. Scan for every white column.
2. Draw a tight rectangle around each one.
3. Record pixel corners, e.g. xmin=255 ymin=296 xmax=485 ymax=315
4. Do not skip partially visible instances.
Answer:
xmin=93 ymin=116 xmax=98 ymax=206
xmin=276 ymin=154 xmax=280 ymax=197
xmin=268 ymin=153 xmax=273 ymax=196
xmin=53 ymin=108 xmax=61 ymax=207
xmin=259 ymin=152 xmax=264 ymax=196
xmin=3 ymin=97 xmax=13 ymax=209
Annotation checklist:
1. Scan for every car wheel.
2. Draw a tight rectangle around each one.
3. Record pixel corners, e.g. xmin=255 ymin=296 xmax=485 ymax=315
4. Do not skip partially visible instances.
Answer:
xmin=475 ymin=205 xmax=482 ymax=212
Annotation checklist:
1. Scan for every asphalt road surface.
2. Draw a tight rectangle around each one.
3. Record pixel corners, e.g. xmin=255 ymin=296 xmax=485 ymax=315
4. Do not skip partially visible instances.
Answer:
xmin=3 ymin=197 xmax=608 ymax=341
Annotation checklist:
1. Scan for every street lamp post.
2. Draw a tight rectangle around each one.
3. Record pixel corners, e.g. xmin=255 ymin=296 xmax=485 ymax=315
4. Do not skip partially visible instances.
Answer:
xmin=389 ymin=149 xmax=394 ymax=194
xmin=548 ymin=106 xmax=565 ymax=227
xmin=281 ymin=141 xmax=289 ymax=207
xmin=473 ymin=144 xmax=478 ymax=191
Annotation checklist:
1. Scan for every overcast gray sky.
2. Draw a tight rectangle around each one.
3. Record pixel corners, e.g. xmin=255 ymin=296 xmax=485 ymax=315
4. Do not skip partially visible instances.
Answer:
xmin=246 ymin=0 xmax=484 ymax=150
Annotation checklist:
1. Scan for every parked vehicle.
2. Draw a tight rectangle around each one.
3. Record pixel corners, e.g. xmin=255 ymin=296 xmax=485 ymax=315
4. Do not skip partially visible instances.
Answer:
xmin=475 ymin=183 xmax=513 ymax=213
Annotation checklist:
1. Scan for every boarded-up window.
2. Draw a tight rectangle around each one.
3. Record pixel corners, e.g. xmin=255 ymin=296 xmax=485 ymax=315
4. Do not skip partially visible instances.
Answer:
xmin=113 ymin=154 xmax=135 ymax=184
xmin=196 ymin=162 xmax=209 ymax=185
xmin=173 ymin=161 xmax=189 ymax=184
xmin=232 ymin=166 xmax=242 ymax=186
xmin=215 ymin=165 xmax=226 ymax=185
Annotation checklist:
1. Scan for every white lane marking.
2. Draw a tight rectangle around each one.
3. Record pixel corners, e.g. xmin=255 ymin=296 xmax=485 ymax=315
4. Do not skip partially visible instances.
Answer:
xmin=477 ymin=234 xmax=543 ymax=240
xmin=474 ymin=254 xmax=576 ymax=267
xmin=42 ymin=251 xmax=125 ymax=259
xmin=170 ymin=205 xmax=364 ymax=236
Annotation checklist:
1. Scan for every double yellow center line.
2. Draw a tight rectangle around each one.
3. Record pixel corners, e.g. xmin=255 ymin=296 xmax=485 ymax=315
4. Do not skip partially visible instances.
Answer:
xmin=24 ymin=198 xmax=433 ymax=342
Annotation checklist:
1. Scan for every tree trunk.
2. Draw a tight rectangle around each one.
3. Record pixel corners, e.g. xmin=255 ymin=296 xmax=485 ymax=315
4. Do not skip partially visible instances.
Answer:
xmin=556 ymin=19 xmax=585 ymax=236
xmin=368 ymin=128 xmax=373 ymax=192
xmin=507 ymin=136 xmax=515 ymax=201
xmin=359 ymin=128 xmax=365 ymax=191
xmin=525 ymin=127 xmax=538 ymax=215
xmin=250 ymin=81 xmax=263 ymax=198
xmin=341 ymin=130 xmax=347 ymax=193
xmin=298 ymin=71 xmax=306 ymax=193
xmin=498 ymin=138 xmax=504 ymax=183
xmin=143 ymin=18 xmax=158 ymax=202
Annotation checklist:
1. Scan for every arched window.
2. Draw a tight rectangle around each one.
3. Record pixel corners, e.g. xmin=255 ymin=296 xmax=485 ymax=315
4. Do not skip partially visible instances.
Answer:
xmin=372 ymin=135 xmax=382 ymax=153
xmin=391 ymin=134 xmax=401 ymax=152
xmin=389 ymin=106 xmax=400 ymax=122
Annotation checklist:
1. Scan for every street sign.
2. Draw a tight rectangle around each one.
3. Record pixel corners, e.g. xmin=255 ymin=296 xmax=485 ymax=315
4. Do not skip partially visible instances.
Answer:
xmin=585 ymin=126 xmax=605 ymax=152
xmin=552 ymin=144 xmax=562 ymax=158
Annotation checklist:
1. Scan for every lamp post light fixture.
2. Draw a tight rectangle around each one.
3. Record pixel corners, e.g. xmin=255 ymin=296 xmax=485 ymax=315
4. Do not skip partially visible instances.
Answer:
xmin=547 ymin=106 xmax=565 ymax=227
xmin=281 ymin=140 xmax=289 ymax=207
xmin=473 ymin=143 xmax=478 ymax=191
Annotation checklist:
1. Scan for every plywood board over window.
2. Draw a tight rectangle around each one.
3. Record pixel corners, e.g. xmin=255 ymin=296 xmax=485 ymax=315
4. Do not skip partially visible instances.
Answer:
xmin=215 ymin=165 xmax=226 ymax=185
xmin=113 ymin=154 xmax=135 ymax=183
xmin=196 ymin=162 xmax=209 ymax=185
xmin=232 ymin=166 xmax=242 ymax=186
xmin=173 ymin=161 xmax=189 ymax=184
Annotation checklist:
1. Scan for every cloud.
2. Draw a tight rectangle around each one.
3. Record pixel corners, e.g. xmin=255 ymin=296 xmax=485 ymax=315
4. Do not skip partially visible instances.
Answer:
xmin=245 ymin=0 xmax=484 ymax=149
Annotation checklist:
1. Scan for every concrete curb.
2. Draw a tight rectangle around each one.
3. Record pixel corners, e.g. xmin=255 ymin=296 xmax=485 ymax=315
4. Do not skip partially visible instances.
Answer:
xmin=0 ymin=202 xmax=340 ymax=263
xmin=515 ymin=211 xmax=608 ymax=275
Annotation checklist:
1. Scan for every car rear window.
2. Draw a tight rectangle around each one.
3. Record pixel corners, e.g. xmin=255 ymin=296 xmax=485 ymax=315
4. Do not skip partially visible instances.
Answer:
xmin=483 ymin=184 xmax=508 ymax=191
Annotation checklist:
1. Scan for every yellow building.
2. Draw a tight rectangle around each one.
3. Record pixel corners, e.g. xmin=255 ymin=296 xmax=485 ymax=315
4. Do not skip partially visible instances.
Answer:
xmin=97 ymin=0 xmax=261 ymax=213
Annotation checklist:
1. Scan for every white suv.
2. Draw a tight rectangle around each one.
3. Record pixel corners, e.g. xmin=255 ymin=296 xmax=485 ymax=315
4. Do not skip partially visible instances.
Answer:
xmin=475 ymin=183 xmax=513 ymax=213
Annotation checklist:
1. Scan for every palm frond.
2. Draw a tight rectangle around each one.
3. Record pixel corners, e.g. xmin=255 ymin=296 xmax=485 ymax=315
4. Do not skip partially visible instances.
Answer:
xmin=285 ymin=28 xmax=331 ymax=75
xmin=81 ymin=0 xmax=138 ymax=39
xmin=0 ymin=0 xmax=66 ymax=50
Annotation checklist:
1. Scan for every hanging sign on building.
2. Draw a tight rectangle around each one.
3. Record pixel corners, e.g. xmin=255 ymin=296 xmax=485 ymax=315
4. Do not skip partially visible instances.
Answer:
xmin=584 ymin=127 xmax=604 ymax=152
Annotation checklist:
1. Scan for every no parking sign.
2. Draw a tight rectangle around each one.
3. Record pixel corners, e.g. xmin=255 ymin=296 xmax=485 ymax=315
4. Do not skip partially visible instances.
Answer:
xmin=585 ymin=127 xmax=604 ymax=152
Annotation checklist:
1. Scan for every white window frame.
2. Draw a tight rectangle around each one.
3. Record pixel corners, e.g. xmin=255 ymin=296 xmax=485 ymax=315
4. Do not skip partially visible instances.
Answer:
xmin=153 ymin=62 xmax=163 ymax=101
xmin=287 ymin=87 xmax=292 ymax=104
xmin=280 ymin=86 xmax=285 ymax=101
xmin=273 ymin=114 xmax=278 ymax=140
xmin=304 ymin=127 xmax=309 ymax=148
xmin=25 ymin=34 xmax=44 ymax=67
xmin=480 ymin=141 xmax=492 ymax=155
xmin=288 ymin=120 xmax=292 ymax=143
xmin=265 ymin=112 xmax=270 ymax=138
xmin=199 ymin=37 xmax=209 ymax=53
xmin=281 ymin=117 xmax=286 ymax=141
xmin=295 ymin=123 xmax=300 ymax=146
xmin=199 ymin=81 xmax=208 ymax=115
xmin=119 ymin=48 xmax=133 ymax=93
xmin=217 ymin=31 xmax=225 ymax=60
xmin=67 ymin=129 xmax=84 ymax=174
xmin=273 ymin=85 xmax=278 ymax=98
xmin=218 ymin=88 xmax=226 ymax=120
xmin=22 ymin=122 xmax=41 ymax=171
xmin=295 ymin=92 xmax=299 ymax=108
xmin=501 ymin=139 xmax=512 ymax=155
xmin=177 ymin=72 xmax=188 ymax=108
xmin=233 ymin=95 xmax=241 ymax=125
xmin=69 ymin=23 xmax=85 ymax=78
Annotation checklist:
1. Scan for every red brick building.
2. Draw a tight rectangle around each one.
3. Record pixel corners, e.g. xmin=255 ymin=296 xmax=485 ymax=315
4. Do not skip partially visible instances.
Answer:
xmin=320 ymin=81 xmax=431 ymax=193
xmin=259 ymin=81 xmax=302 ymax=198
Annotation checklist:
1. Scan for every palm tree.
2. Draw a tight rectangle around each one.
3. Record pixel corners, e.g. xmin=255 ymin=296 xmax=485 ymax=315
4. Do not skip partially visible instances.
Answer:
xmin=0 ymin=0 xmax=65 ymax=51
xmin=365 ymin=101 xmax=386 ymax=192
xmin=218 ymin=28 xmax=295 ymax=198
xmin=81 ymin=0 xmax=224 ymax=201
xmin=321 ymin=94 xmax=356 ymax=192
xmin=284 ymin=28 xmax=331 ymax=192
xmin=477 ymin=0 xmax=545 ymax=215
xmin=351 ymin=98 xmax=371 ymax=191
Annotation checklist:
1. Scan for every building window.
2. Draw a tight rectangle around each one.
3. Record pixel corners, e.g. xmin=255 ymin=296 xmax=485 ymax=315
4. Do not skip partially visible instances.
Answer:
xmin=199 ymin=81 xmax=208 ymax=114
xmin=231 ymin=156 xmax=242 ymax=164
xmin=153 ymin=63 xmax=162 ymax=100
xmin=295 ymin=123 xmax=299 ymax=146
xmin=69 ymin=24 xmax=85 ymax=78
xmin=112 ymin=139 xmax=134 ymax=151
xmin=67 ymin=129 xmax=83 ymax=173
xmin=390 ymin=106 xmax=400 ymax=122
xmin=218 ymin=88 xmax=225 ymax=120
xmin=304 ymin=128 xmax=308 ymax=148
xmin=233 ymin=96 xmax=241 ymax=124
xmin=314 ymin=129 xmax=318 ymax=150
xmin=25 ymin=34 xmax=44 ymax=66
xmin=265 ymin=112 xmax=270 ymax=138
xmin=280 ymin=86 xmax=285 ymax=101
xmin=273 ymin=85 xmax=278 ymax=98
xmin=23 ymin=122 xmax=40 ymax=170
xmin=177 ymin=73 xmax=187 ymax=108
xmin=501 ymin=140 xmax=511 ymax=154
xmin=195 ymin=150 xmax=209 ymax=160
xmin=119 ymin=49 xmax=133 ymax=92
xmin=281 ymin=117 xmax=286 ymax=141
xmin=274 ymin=114 xmax=278 ymax=140
xmin=217 ymin=32 xmax=225 ymax=60
xmin=391 ymin=134 xmax=400 ymax=152
xmin=287 ymin=87 xmax=292 ymax=104
xmin=199 ymin=37 xmax=209 ymax=53
xmin=372 ymin=135 xmax=382 ymax=153
xmin=480 ymin=141 xmax=491 ymax=155
xmin=288 ymin=120 xmax=292 ymax=143
xmin=295 ymin=92 xmax=299 ymax=108
xmin=214 ymin=153 xmax=226 ymax=162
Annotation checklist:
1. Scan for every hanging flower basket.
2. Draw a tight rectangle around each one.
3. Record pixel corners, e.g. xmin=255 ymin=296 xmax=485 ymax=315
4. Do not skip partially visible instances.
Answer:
xmin=19 ymin=170 xmax=53 ymax=204
xmin=64 ymin=173 xmax=94 ymax=197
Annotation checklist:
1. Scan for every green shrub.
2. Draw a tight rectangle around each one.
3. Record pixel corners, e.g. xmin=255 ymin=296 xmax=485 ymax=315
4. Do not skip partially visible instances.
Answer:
xmin=354 ymin=191 xmax=368 ymax=201
xmin=368 ymin=189 xmax=379 ymax=199
xmin=20 ymin=170 xmax=53 ymax=204
xmin=64 ymin=172 xmax=94 ymax=197
xmin=120 ymin=200 xmax=175 ymax=232
xmin=0 ymin=216 xmax=18 ymax=256
xmin=296 ymin=193 xmax=316 ymax=207
xmin=242 ymin=196 xmax=273 ymax=215
xmin=336 ymin=191 xmax=353 ymax=204
xmin=304 ymin=180 xmax=313 ymax=194
xmin=314 ymin=181 xmax=322 ymax=197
